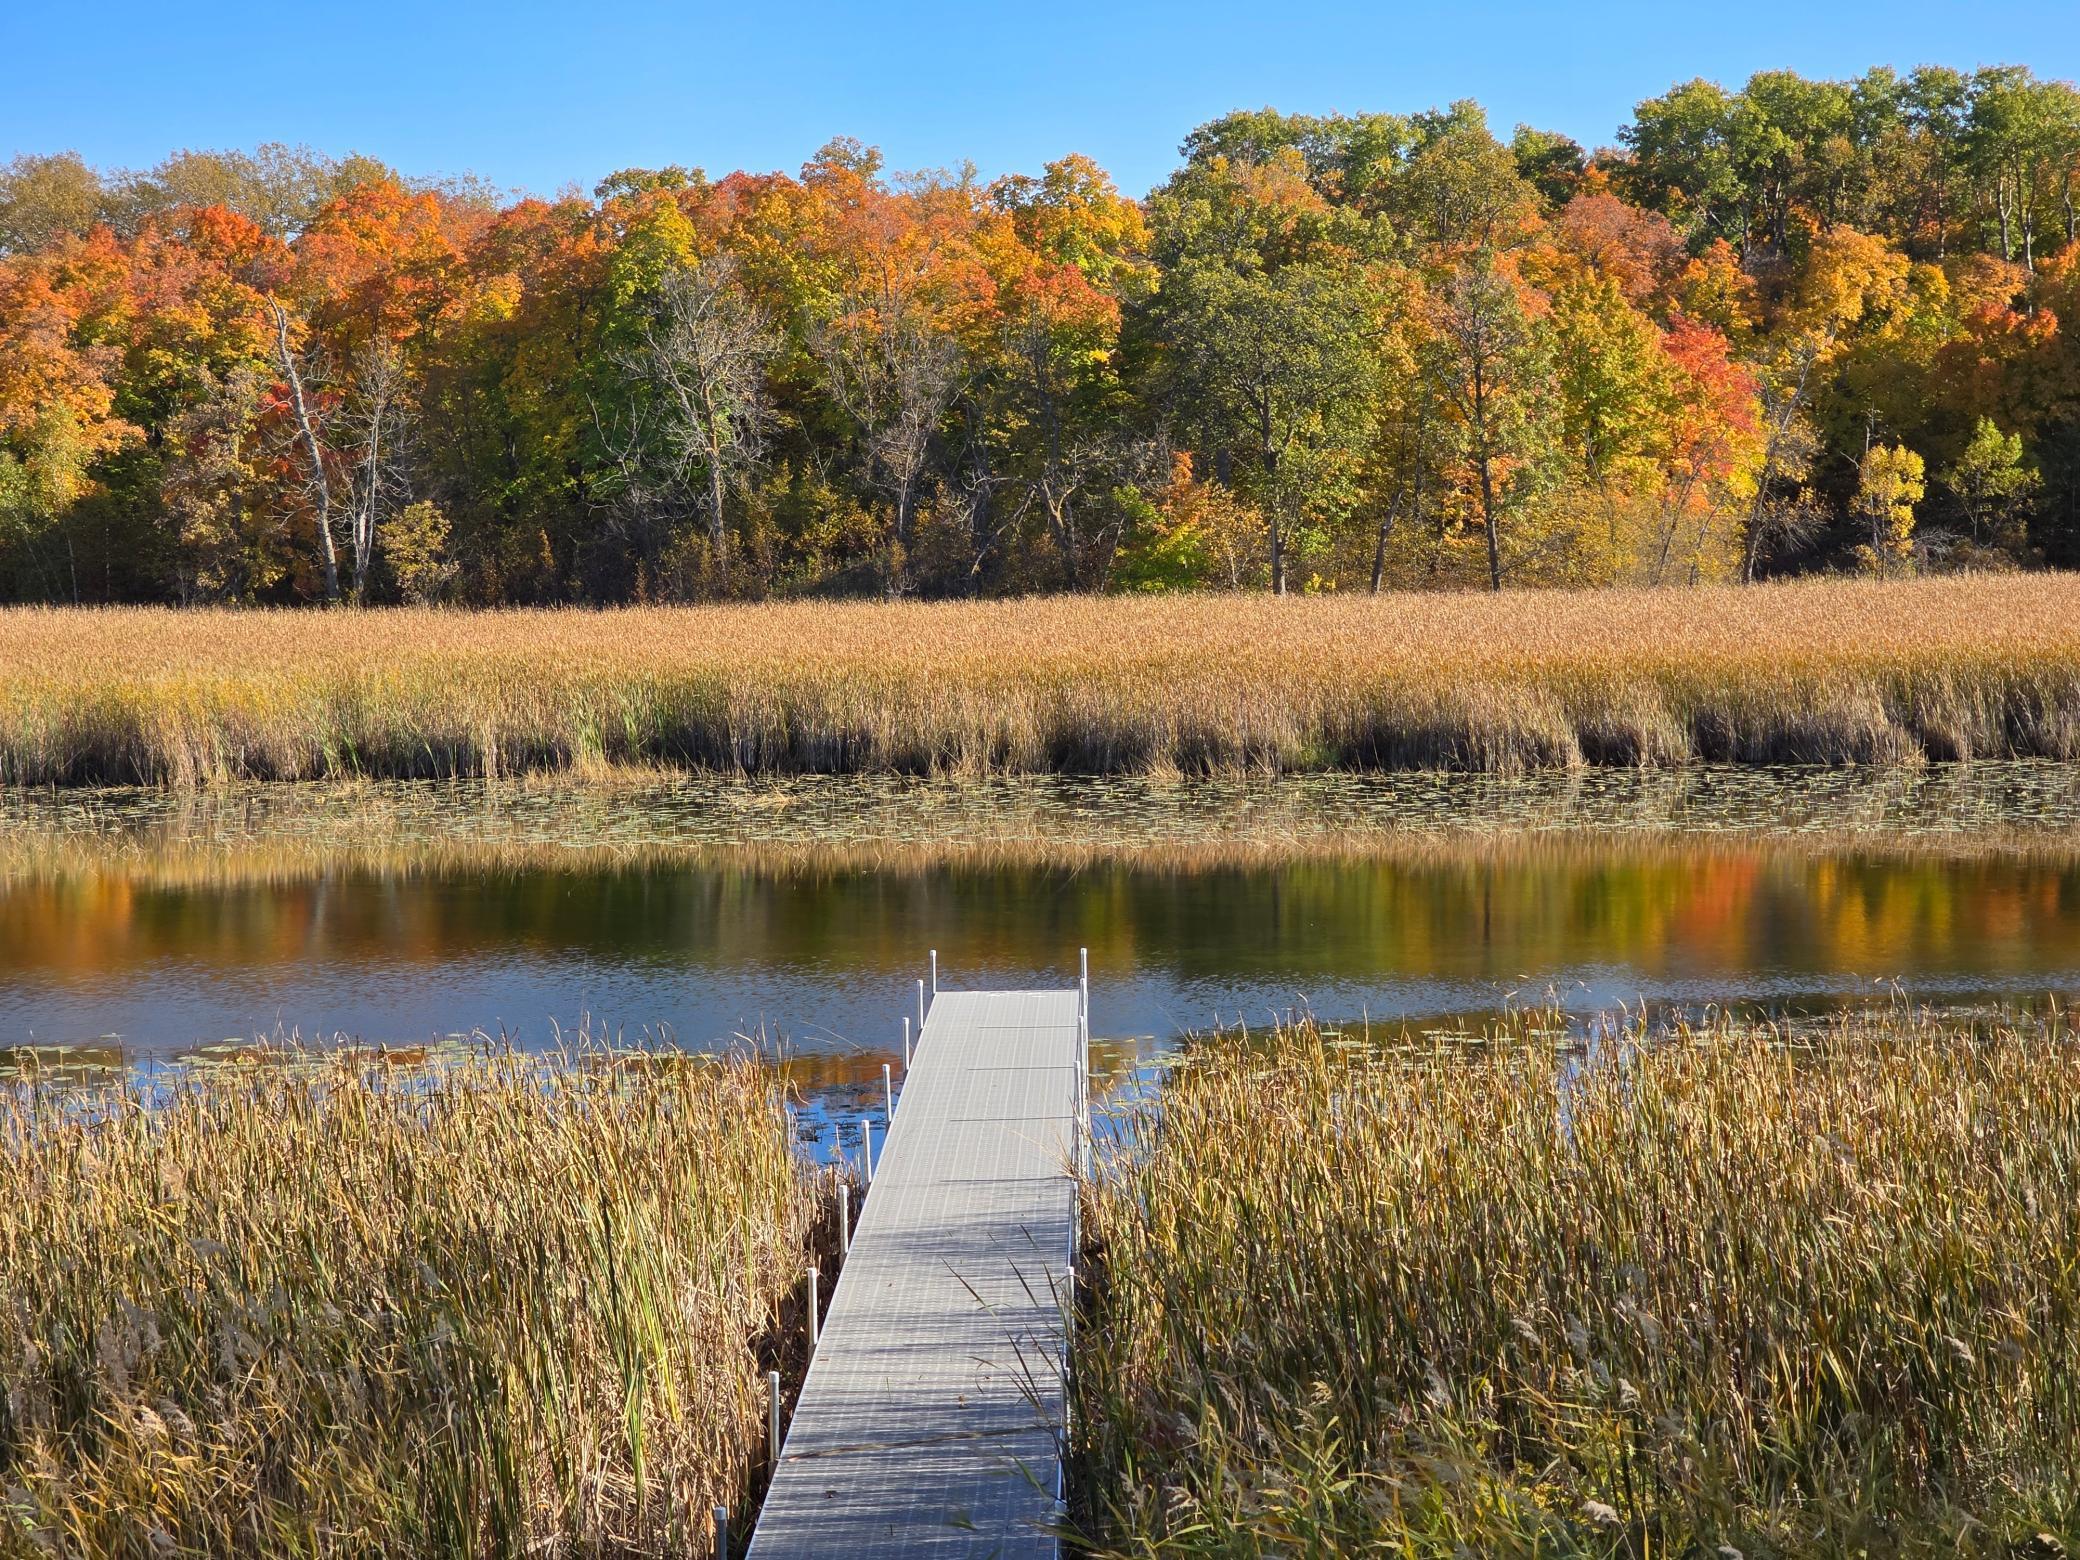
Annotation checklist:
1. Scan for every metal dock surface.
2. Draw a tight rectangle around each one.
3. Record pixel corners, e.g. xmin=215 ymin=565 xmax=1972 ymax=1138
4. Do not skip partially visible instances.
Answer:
xmin=748 ymin=986 xmax=1083 ymax=1558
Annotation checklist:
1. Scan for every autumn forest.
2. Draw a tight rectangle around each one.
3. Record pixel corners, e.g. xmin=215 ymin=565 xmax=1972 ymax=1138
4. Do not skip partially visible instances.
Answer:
xmin=4 ymin=62 xmax=2079 ymax=606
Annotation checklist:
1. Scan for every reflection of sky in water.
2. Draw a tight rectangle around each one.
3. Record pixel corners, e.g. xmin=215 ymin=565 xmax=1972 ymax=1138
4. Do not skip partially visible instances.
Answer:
xmin=3 ymin=767 xmax=2080 ymax=1072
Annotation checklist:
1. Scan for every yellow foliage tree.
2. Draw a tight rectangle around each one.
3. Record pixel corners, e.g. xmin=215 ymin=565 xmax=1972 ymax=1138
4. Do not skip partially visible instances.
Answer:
xmin=1853 ymin=442 xmax=1925 ymax=576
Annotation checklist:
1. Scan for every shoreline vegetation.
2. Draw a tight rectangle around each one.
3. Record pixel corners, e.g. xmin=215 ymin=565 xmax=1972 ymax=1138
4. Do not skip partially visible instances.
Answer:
xmin=6 ymin=576 xmax=2080 ymax=786
xmin=1073 ymin=1009 xmax=2080 ymax=1555
xmin=0 ymin=1043 xmax=824 ymax=1556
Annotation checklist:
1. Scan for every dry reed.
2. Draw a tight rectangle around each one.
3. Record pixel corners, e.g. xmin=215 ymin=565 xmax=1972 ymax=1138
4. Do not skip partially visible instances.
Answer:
xmin=4 ymin=576 xmax=2079 ymax=784
xmin=1074 ymin=1011 xmax=2080 ymax=1556
xmin=0 ymin=1044 xmax=818 ymax=1557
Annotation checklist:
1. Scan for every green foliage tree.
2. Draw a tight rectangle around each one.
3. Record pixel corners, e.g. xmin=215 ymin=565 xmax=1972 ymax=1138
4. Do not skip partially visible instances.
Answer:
xmin=1966 ymin=68 xmax=2080 ymax=269
xmin=1942 ymin=417 xmax=2039 ymax=552
xmin=1393 ymin=102 xmax=1540 ymax=252
xmin=1148 ymin=148 xmax=1389 ymax=593
xmin=1425 ymin=259 xmax=1553 ymax=589
xmin=1510 ymin=126 xmax=1587 ymax=209
xmin=1619 ymin=79 xmax=1747 ymax=249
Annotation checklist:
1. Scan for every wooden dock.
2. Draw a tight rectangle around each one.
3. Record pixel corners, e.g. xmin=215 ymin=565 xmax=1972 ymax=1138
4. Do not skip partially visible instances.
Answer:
xmin=747 ymin=981 xmax=1085 ymax=1558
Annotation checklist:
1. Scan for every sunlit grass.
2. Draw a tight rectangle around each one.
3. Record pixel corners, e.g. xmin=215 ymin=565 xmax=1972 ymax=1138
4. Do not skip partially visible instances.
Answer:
xmin=1074 ymin=1009 xmax=2080 ymax=1556
xmin=0 ymin=1043 xmax=819 ymax=1556
xmin=3 ymin=575 xmax=2079 ymax=783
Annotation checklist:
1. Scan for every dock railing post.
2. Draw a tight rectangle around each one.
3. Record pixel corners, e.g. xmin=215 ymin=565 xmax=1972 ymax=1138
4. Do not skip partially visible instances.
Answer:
xmin=805 ymin=1267 xmax=819 ymax=1352
xmin=902 ymin=1015 xmax=911 ymax=1069
xmin=837 ymin=1181 xmax=849 ymax=1257
xmin=1078 ymin=947 xmax=1091 ymax=1178
xmin=917 ymin=977 xmax=927 ymax=1031
xmin=767 ymin=1370 xmax=782 ymax=1469
xmin=930 ymin=948 xmax=938 ymax=995
xmin=861 ymin=1116 xmax=874 ymax=1187
xmin=883 ymin=1062 xmax=895 ymax=1122
xmin=713 ymin=1507 xmax=729 ymax=1560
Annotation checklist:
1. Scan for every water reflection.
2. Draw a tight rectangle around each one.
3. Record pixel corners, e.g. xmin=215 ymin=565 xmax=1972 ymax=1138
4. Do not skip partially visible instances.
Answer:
xmin=4 ymin=844 xmax=2076 ymax=1062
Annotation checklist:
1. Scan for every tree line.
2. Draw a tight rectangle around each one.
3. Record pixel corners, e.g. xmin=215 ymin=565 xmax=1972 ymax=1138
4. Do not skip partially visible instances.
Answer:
xmin=2 ymin=62 xmax=2078 ymax=605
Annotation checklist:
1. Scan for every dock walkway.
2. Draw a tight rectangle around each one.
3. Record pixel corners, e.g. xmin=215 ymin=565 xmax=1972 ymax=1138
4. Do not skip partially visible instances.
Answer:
xmin=747 ymin=983 xmax=1085 ymax=1558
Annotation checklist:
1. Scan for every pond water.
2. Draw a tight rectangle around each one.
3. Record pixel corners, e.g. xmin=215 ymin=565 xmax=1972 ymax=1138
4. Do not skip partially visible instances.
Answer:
xmin=5 ymin=768 xmax=2080 ymax=1089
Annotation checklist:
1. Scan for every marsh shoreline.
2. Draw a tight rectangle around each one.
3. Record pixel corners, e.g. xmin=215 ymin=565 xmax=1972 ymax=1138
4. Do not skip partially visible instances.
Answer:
xmin=5 ymin=577 xmax=2080 ymax=785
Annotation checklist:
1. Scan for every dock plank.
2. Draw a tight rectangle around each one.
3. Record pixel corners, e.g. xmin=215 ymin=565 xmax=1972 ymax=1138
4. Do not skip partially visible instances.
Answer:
xmin=747 ymin=987 xmax=1080 ymax=1558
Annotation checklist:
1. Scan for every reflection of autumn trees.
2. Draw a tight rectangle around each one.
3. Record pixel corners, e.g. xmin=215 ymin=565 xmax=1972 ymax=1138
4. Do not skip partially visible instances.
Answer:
xmin=4 ymin=848 xmax=2078 ymax=989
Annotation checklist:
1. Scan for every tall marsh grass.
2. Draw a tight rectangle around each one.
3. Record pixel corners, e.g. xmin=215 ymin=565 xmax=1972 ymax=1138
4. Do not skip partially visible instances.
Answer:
xmin=0 ymin=1046 xmax=817 ymax=1557
xmin=1074 ymin=1012 xmax=2080 ymax=1556
xmin=5 ymin=575 xmax=2080 ymax=784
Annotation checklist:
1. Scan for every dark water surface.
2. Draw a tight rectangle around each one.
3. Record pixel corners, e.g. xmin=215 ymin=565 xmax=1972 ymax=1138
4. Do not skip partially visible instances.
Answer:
xmin=6 ymin=768 xmax=2080 ymax=1074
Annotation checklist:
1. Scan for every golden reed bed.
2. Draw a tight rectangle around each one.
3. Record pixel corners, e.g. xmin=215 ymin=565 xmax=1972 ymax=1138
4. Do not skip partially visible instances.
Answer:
xmin=1073 ymin=1011 xmax=2080 ymax=1554
xmin=4 ymin=576 xmax=2079 ymax=784
xmin=0 ymin=1047 xmax=819 ymax=1556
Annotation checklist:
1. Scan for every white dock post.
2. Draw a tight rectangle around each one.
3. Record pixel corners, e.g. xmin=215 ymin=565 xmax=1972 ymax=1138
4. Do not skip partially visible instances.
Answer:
xmin=902 ymin=1016 xmax=911 ymax=1068
xmin=917 ymin=977 xmax=927 ymax=1030
xmin=836 ymin=1182 xmax=850 ymax=1257
xmin=930 ymin=948 xmax=938 ymax=994
xmin=1078 ymin=947 xmax=1092 ymax=1176
xmin=767 ymin=1370 xmax=782 ymax=1468
xmin=883 ymin=1062 xmax=894 ymax=1122
xmin=805 ymin=1267 xmax=819 ymax=1351
xmin=861 ymin=1116 xmax=874 ymax=1186
xmin=713 ymin=1507 xmax=729 ymax=1560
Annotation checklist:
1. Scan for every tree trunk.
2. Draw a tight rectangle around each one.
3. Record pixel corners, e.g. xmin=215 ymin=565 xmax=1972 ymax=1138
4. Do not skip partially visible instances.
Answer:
xmin=269 ymin=298 xmax=340 ymax=605
xmin=1035 ymin=375 xmax=1077 ymax=584
xmin=352 ymin=420 xmax=380 ymax=602
xmin=964 ymin=410 xmax=994 ymax=596
xmin=891 ymin=477 xmax=914 ymax=596
xmin=1472 ymin=361 xmax=1502 ymax=592
xmin=1477 ymin=450 xmax=1502 ymax=592
xmin=1374 ymin=408 xmax=1426 ymax=594
xmin=707 ymin=457 xmax=729 ymax=588
xmin=1369 ymin=505 xmax=1394 ymax=593
xmin=1741 ymin=345 xmax=1819 ymax=583
xmin=1265 ymin=455 xmax=1285 ymax=595
xmin=1651 ymin=466 xmax=1701 ymax=585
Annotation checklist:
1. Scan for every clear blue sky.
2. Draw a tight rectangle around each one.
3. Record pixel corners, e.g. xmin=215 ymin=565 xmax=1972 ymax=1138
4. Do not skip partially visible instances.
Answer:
xmin=5 ymin=1 xmax=2076 ymax=200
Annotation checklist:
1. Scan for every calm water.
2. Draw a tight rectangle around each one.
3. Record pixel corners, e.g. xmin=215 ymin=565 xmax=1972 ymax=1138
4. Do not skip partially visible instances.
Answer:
xmin=5 ymin=767 xmax=2080 ymax=1075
